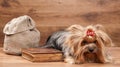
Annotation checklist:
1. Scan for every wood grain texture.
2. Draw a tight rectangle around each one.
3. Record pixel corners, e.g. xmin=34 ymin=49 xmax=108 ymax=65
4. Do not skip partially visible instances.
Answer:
xmin=0 ymin=0 xmax=120 ymax=46
xmin=0 ymin=47 xmax=120 ymax=67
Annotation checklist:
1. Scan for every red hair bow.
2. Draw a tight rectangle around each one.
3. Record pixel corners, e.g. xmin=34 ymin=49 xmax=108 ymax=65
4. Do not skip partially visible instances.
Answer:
xmin=87 ymin=29 xmax=95 ymax=36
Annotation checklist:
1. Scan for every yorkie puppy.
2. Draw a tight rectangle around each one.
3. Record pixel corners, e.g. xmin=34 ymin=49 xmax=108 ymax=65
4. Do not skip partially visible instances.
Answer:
xmin=44 ymin=24 xmax=113 ymax=64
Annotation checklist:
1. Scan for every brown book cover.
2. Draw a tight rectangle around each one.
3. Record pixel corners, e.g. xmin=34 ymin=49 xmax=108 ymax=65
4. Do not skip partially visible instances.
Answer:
xmin=22 ymin=48 xmax=63 ymax=62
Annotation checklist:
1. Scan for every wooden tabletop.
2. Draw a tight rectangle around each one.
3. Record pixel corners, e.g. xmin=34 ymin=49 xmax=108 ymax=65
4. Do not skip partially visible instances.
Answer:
xmin=0 ymin=47 xmax=120 ymax=67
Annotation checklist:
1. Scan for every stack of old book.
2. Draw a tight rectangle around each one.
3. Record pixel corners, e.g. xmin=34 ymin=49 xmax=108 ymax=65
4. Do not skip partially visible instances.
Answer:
xmin=22 ymin=48 xmax=63 ymax=62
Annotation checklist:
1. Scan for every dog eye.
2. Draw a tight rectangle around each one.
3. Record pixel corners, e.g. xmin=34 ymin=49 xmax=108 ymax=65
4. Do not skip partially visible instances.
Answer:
xmin=94 ymin=40 xmax=97 ymax=43
xmin=81 ymin=41 xmax=87 ymax=46
xmin=83 ymin=41 xmax=87 ymax=44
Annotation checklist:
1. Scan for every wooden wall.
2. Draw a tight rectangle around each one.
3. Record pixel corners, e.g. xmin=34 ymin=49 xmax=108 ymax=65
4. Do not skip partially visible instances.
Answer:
xmin=0 ymin=0 xmax=120 ymax=46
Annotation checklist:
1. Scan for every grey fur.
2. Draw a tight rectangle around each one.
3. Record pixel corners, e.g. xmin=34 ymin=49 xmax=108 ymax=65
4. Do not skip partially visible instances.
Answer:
xmin=43 ymin=30 xmax=70 ymax=51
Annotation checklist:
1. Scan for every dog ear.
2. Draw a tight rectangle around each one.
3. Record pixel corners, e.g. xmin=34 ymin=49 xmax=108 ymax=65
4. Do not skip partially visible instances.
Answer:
xmin=66 ymin=24 xmax=84 ymax=33
xmin=64 ymin=33 xmax=84 ymax=55
xmin=97 ymin=30 xmax=114 ymax=47
xmin=95 ymin=24 xmax=114 ymax=47
xmin=3 ymin=15 xmax=35 ymax=35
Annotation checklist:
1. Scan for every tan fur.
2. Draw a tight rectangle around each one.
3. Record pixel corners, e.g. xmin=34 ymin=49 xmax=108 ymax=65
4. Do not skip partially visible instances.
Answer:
xmin=64 ymin=24 xmax=113 ymax=64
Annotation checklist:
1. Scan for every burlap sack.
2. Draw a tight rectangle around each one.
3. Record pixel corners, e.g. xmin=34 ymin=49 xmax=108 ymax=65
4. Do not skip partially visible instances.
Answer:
xmin=3 ymin=15 xmax=40 ymax=55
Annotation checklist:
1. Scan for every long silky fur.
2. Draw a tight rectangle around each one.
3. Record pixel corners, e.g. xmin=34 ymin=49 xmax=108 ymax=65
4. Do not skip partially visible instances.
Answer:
xmin=44 ymin=24 xmax=113 ymax=64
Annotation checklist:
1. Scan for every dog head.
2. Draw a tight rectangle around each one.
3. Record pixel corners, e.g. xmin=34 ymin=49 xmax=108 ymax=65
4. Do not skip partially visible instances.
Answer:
xmin=65 ymin=24 xmax=113 ymax=63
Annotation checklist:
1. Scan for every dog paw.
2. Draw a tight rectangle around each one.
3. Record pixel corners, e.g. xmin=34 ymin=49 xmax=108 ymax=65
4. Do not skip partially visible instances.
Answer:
xmin=75 ymin=60 xmax=84 ymax=64
xmin=64 ymin=57 xmax=75 ymax=64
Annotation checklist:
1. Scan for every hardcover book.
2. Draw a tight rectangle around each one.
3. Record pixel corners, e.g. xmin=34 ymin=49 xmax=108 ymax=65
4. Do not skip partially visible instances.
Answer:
xmin=22 ymin=48 xmax=63 ymax=62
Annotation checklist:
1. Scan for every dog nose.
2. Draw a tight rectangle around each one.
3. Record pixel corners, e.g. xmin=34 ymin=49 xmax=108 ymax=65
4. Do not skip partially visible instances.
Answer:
xmin=89 ymin=48 xmax=94 ymax=52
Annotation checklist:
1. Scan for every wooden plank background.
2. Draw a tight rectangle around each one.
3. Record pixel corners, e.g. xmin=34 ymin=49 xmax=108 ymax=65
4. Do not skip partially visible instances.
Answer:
xmin=0 ymin=0 xmax=120 ymax=46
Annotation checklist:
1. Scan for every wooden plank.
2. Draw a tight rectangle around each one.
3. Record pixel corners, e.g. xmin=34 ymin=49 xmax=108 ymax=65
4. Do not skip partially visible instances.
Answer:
xmin=0 ymin=47 xmax=120 ymax=67
xmin=0 ymin=0 xmax=120 ymax=46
